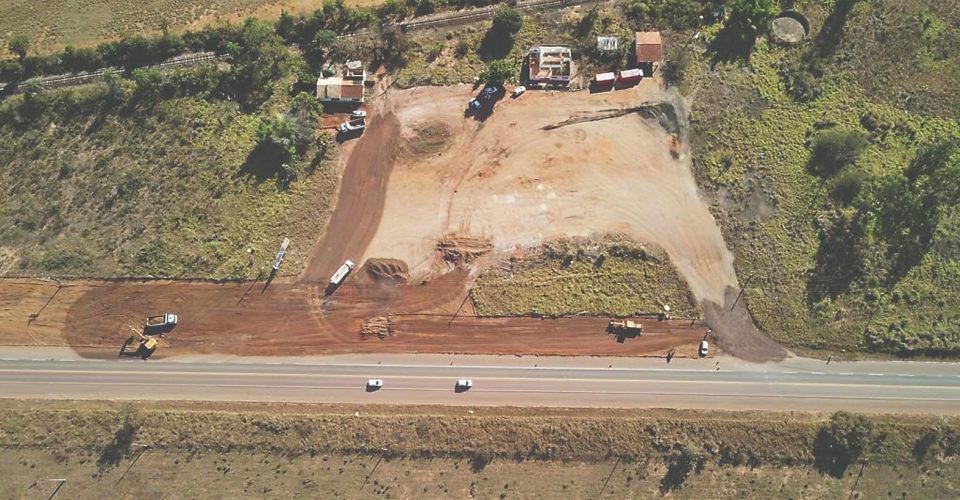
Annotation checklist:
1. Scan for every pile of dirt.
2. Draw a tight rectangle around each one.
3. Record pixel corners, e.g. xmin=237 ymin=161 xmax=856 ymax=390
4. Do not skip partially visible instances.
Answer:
xmin=437 ymin=235 xmax=493 ymax=265
xmin=364 ymin=258 xmax=410 ymax=283
xmin=360 ymin=316 xmax=393 ymax=339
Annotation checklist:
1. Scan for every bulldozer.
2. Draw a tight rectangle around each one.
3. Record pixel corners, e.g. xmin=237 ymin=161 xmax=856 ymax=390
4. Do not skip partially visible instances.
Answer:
xmin=120 ymin=325 xmax=163 ymax=360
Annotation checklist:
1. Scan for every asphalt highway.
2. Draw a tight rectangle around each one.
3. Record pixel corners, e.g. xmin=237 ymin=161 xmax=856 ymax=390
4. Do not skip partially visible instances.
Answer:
xmin=0 ymin=350 xmax=958 ymax=413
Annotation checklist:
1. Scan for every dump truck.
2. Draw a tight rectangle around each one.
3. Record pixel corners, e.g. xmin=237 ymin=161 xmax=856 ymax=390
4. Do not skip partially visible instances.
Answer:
xmin=330 ymin=260 xmax=355 ymax=286
xmin=608 ymin=318 xmax=643 ymax=335
xmin=145 ymin=313 xmax=177 ymax=329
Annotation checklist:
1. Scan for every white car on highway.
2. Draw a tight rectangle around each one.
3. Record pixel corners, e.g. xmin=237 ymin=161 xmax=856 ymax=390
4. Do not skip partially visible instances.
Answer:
xmin=455 ymin=379 xmax=473 ymax=391
xmin=366 ymin=379 xmax=383 ymax=391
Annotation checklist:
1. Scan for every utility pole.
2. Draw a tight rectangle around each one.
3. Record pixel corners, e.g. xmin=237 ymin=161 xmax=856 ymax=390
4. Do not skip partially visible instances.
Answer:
xmin=598 ymin=455 xmax=622 ymax=497
xmin=44 ymin=479 xmax=66 ymax=500
xmin=847 ymin=459 xmax=868 ymax=500
xmin=730 ymin=272 xmax=758 ymax=312
xmin=360 ymin=447 xmax=389 ymax=491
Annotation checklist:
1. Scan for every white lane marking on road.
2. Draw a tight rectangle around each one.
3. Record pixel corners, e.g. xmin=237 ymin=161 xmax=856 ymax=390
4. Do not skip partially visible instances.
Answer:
xmin=3 ymin=380 xmax=960 ymax=403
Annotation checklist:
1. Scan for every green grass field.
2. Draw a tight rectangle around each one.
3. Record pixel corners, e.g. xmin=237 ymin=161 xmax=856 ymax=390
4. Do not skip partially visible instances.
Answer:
xmin=472 ymin=236 xmax=698 ymax=318
xmin=685 ymin=0 xmax=960 ymax=357
xmin=1 ymin=400 xmax=958 ymax=498
xmin=0 ymin=0 xmax=272 ymax=52
xmin=0 ymin=71 xmax=337 ymax=279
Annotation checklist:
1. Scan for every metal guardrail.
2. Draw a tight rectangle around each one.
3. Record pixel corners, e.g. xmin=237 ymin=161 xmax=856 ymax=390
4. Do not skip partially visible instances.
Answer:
xmin=13 ymin=51 xmax=224 ymax=93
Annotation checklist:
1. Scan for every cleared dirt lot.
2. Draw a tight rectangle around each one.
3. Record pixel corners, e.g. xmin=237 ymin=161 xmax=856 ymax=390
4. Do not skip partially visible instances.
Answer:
xmin=367 ymin=85 xmax=737 ymax=306
xmin=0 ymin=82 xmax=783 ymax=361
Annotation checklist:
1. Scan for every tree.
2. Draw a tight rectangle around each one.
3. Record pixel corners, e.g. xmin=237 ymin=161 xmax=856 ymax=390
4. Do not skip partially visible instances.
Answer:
xmin=8 ymin=34 xmax=29 ymax=62
xmin=287 ymin=92 xmax=323 ymax=152
xmin=484 ymin=58 xmax=515 ymax=84
xmin=728 ymin=0 xmax=778 ymax=37
xmin=20 ymin=79 xmax=47 ymax=118
xmin=481 ymin=7 xmax=522 ymax=59
xmin=813 ymin=411 xmax=878 ymax=477
xmin=0 ymin=59 xmax=24 ymax=83
xmin=809 ymin=129 xmax=867 ymax=178
xmin=491 ymin=6 xmax=523 ymax=36
xmin=709 ymin=0 xmax=777 ymax=60
xmin=276 ymin=10 xmax=296 ymax=40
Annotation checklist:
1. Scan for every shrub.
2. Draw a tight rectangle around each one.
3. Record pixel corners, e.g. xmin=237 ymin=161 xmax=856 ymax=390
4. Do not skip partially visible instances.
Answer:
xmin=809 ymin=129 xmax=867 ymax=178
xmin=484 ymin=58 xmax=515 ymax=84
xmin=813 ymin=411 xmax=879 ymax=478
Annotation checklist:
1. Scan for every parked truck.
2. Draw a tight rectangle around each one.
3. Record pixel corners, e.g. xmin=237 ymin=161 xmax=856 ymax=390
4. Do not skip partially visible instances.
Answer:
xmin=608 ymin=318 xmax=642 ymax=336
xmin=145 ymin=313 xmax=178 ymax=329
xmin=330 ymin=260 xmax=355 ymax=286
xmin=339 ymin=117 xmax=366 ymax=134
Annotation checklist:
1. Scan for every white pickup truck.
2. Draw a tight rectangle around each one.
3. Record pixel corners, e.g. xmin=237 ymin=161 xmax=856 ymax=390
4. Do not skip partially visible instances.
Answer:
xmin=338 ymin=117 xmax=365 ymax=134
xmin=145 ymin=313 xmax=177 ymax=329
xmin=330 ymin=260 xmax=355 ymax=285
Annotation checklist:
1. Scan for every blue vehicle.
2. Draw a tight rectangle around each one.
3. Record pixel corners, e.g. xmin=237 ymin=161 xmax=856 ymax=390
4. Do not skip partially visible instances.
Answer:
xmin=468 ymin=85 xmax=502 ymax=110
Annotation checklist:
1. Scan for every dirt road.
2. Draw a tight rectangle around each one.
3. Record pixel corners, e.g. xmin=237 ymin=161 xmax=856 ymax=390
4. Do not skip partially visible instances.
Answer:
xmin=0 ymin=278 xmax=704 ymax=358
xmin=301 ymin=113 xmax=401 ymax=283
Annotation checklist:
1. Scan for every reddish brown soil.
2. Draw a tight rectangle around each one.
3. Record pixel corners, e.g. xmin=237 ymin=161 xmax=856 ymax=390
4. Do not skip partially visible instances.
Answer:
xmin=301 ymin=113 xmax=401 ymax=283
xmin=0 ymin=274 xmax=703 ymax=358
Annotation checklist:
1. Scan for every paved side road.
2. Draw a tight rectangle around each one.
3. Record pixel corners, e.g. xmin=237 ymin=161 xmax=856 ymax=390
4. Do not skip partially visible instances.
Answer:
xmin=0 ymin=350 xmax=957 ymax=414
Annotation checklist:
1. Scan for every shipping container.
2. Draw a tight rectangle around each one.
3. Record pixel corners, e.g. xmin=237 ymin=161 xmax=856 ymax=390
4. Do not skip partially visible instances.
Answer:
xmin=617 ymin=68 xmax=644 ymax=82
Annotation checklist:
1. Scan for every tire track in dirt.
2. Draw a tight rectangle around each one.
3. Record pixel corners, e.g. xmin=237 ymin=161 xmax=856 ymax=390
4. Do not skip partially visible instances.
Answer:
xmin=300 ymin=112 xmax=401 ymax=283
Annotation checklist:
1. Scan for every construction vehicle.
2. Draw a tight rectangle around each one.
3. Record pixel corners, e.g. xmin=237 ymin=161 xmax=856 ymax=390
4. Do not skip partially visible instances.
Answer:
xmin=121 ymin=325 xmax=163 ymax=360
xmin=607 ymin=319 xmax=643 ymax=336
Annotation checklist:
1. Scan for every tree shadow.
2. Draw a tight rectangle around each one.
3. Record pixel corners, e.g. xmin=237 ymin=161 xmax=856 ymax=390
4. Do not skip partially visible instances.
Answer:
xmin=811 ymin=0 xmax=860 ymax=59
xmin=97 ymin=411 xmax=141 ymax=470
xmin=708 ymin=25 xmax=757 ymax=65
xmin=238 ymin=144 xmax=287 ymax=186
xmin=806 ymin=211 xmax=868 ymax=303
xmin=478 ymin=30 xmax=513 ymax=61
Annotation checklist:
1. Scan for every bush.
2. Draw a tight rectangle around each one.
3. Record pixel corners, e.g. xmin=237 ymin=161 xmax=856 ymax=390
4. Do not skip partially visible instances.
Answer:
xmin=809 ymin=129 xmax=867 ymax=178
xmin=813 ymin=411 xmax=879 ymax=478
xmin=484 ymin=58 xmax=515 ymax=84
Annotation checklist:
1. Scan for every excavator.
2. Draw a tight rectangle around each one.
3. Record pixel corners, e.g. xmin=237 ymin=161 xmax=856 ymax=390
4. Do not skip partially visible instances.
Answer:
xmin=120 ymin=325 xmax=163 ymax=360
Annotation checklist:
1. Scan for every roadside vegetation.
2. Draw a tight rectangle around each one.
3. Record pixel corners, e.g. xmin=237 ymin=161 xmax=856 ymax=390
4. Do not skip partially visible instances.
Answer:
xmin=678 ymin=0 xmax=960 ymax=357
xmin=472 ymin=236 xmax=697 ymax=317
xmin=0 ymin=15 xmax=351 ymax=278
xmin=1 ymin=400 xmax=959 ymax=496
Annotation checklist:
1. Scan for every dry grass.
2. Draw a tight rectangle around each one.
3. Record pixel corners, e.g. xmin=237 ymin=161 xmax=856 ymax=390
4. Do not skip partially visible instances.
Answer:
xmin=0 ymin=0 xmax=378 ymax=54
xmin=3 ymin=449 xmax=958 ymax=499
xmin=1 ymin=400 xmax=956 ymax=465
xmin=473 ymin=236 xmax=699 ymax=318
xmin=1 ymin=400 xmax=958 ymax=498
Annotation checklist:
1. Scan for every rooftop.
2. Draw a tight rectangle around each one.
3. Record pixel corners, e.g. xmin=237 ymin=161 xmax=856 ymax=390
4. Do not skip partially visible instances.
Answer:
xmin=635 ymin=31 xmax=663 ymax=63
